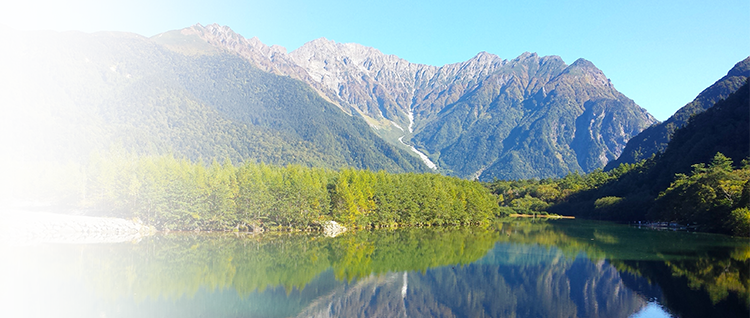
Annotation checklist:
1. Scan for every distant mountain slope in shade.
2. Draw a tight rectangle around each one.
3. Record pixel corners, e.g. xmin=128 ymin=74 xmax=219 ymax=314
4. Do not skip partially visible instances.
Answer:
xmin=605 ymin=57 xmax=750 ymax=170
xmin=650 ymin=80 xmax=749 ymax=184
xmin=0 ymin=27 xmax=428 ymax=173
xmin=179 ymin=24 xmax=657 ymax=180
xmin=550 ymin=80 xmax=750 ymax=225
xmin=0 ymin=65 xmax=167 ymax=162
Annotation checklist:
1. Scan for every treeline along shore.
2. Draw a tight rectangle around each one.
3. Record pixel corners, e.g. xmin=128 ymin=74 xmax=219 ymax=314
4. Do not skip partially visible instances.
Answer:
xmin=2 ymin=149 xmax=748 ymax=236
xmin=78 ymin=153 xmax=500 ymax=231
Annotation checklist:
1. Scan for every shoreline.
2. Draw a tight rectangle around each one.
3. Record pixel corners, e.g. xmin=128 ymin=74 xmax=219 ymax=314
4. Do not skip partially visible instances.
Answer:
xmin=0 ymin=209 xmax=350 ymax=244
xmin=508 ymin=213 xmax=575 ymax=219
xmin=0 ymin=209 xmax=154 ymax=245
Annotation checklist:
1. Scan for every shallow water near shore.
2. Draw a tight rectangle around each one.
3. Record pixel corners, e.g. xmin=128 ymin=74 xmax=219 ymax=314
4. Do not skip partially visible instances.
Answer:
xmin=1 ymin=219 xmax=747 ymax=318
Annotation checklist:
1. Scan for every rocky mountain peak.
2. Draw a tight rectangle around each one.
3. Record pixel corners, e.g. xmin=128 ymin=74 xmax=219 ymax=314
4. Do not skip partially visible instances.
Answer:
xmin=287 ymin=39 xmax=652 ymax=180
xmin=555 ymin=58 xmax=614 ymax=93
xmin=294 ymin=37 xmax=337 ymax=55
xmin=268 ymin=44 xmax=287 ymax=55
xmin=289 ymin=37 xmax=428 ymax=122
xmin=470 ymin=51 xmax=503 ymax=63
xmin=291 ymin=37 xmax=414 ymax=71
xmin=514 ymin=51 xmax=539 ymax=60
xmin=570 ymin=57 xmax=595 ymax=68
xmin=177 ymin=24 xmax=343 ymax=106
xmin=454 ymin=51 xmax=506 ymax=73
xmin=185 ymin=24 xmax=287 ymax=56
xmin=200 ymin=23 xmax=238 ymax=35
xmin=562 ymin=58 xmax=603 ymax=76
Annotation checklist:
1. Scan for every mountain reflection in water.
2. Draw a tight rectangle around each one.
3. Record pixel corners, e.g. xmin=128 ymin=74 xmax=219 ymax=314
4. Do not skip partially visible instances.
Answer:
xmin=1 ymin=220 xmax=747 ymax=318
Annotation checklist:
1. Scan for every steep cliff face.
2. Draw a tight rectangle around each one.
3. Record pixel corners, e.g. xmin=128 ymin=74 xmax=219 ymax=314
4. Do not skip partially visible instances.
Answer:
xmin=288 ymin=35 xmax=656 ymax=179
xmin=290 ymin=38 xmax=427 ymax=123
xmin=158 ymin=24 xmax=658 ymax=179
xmin=288 ymin=40 xmax=512 ymax=130
xmin=482 ymin=59 xmax=655 ymax=179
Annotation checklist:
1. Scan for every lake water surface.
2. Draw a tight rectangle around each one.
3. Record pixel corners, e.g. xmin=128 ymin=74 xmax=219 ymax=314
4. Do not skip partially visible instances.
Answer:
xmin=1 ymin=219 xmax=748 ymax=317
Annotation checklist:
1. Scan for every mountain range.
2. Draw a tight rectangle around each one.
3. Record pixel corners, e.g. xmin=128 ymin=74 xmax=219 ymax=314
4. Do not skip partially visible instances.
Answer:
xmin=176 ymin=24 xmax=657 ymax=180
xmin=0 ymin=25 xmax=427 ymax=173
xmin=1 ymin=23 xmax=665 ymax=179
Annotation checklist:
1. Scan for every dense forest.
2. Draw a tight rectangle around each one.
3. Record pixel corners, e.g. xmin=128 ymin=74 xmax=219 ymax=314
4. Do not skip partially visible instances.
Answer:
xmin=490 ymin=81 xmax=750 ymax=236
xmin=4 ymin=77 xmax=746 ymax=235
xmin=72 ymin=151 xmax=499 ymax=231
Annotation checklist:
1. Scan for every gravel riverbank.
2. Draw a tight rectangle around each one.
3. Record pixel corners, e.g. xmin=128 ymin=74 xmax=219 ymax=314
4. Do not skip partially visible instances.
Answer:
xmin=0 ymin=209 xmax=154 ymax=245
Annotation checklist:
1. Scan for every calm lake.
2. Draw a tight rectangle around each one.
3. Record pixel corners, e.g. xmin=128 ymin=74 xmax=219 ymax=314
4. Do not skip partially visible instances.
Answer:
xmin=1 ymin=219 xmax=748 ymax=318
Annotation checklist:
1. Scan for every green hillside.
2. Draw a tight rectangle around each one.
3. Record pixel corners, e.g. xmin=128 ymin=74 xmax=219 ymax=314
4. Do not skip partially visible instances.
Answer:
xmin=99 ymin=76 xmax=345 ymax=168
xmin=0 ymin=28 xmax=427 ymax=173
xmin=174 ymin=54 xmax=427 ymax=171
xmin=0 ymin=65 xmax=167 ymax=162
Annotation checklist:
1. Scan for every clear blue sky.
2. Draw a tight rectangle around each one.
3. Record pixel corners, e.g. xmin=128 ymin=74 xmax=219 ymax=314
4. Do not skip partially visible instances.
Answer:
xmin=2 ymin=0 xmax=748 ymax=120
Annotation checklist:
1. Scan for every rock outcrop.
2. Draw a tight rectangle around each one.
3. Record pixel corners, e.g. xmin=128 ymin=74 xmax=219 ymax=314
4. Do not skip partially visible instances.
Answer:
xmin=322 ymin=220 xmax=347 ymax=237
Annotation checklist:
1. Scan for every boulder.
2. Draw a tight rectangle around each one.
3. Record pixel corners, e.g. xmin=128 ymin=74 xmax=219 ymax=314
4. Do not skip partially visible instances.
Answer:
xmin=323 ymin=221 xmax=346 ymax=237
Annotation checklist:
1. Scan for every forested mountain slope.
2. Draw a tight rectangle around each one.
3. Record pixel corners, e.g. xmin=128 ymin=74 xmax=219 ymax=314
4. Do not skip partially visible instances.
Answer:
xmin=177 ymin=24 xmax=657 ymax=180
xmin=99 ymin=76 xmax=345 ymax=168
xmin=649 ymin=80 xmax=749 ymax=186
xmin=0 ymin=26 xmax=428 ymax=173
xmin=0 ymin=65 xmax=168 ymax=162
xmin=605 ymin=57 xmax=750 ymax=169
xmin=551 ymin=81 xmax=750 ymax=234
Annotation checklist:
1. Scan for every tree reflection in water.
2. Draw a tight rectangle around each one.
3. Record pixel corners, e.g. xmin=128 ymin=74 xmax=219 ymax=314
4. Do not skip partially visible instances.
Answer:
xmin=1 ymin=220 xmax=747 ymax=317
